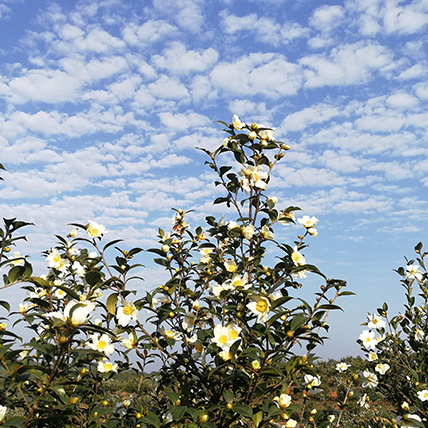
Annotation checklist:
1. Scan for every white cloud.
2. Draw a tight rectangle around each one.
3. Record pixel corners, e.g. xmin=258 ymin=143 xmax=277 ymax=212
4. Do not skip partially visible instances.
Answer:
xmin=310 ymin=5 xmax=345 ymax=31
xmin=220 ymin=11 xmax=309 ymax=45
xmin=397 ymin=63 xmax=425 ymax=80
xmin=273 ymin=166 xmax=345 ymax=188
xmin=152 ymin=0 xmax=205 ymax=33
xmin=386 ymin=92 xmax=419 ymax=108
xmin=152 ymin=42 xmax=219 ymax=75
xmin=7 ymin=69 xmax=81 ymax=104
xmin=148 ymin=75 xmax=190 ymax=100
xmin=122 ymin=20 xmax=178 ymax=46
xmin=301 ymin=42 xmax=394 ymax=87
xmin=348 ymin=0 xmax=428 ymax=36
xmin=158 ymin=111 xmax=211 ymax=131
xmin=383 ymin=1 xmax=428 ymax=34
xmin=322 ymin=150 xmax=362 ymax=173
xmin=210 ymin=53 xmax=302 ymax=97
xmin=282 ymin=103 xmax=341 ymax=132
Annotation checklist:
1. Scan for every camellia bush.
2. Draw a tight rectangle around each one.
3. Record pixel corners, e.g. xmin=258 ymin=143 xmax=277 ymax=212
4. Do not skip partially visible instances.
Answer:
xmin=0 ymin=116 xmax=352 ymax=427
xmin=356 ymin=243 xmax=428 ymax=428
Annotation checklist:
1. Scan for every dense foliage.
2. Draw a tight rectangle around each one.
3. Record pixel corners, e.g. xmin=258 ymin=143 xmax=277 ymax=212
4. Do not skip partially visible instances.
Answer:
xmin=0 ymin=117 xmax=426 ymax=428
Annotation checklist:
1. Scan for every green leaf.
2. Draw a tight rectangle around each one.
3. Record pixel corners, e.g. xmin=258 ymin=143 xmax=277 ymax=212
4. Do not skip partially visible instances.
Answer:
xmin=252 ymin=411 xmax=263 ymax=428
xmin=2 ymin=416 xmax=26 ymax=427
xmin=290 ymin=314 xmax=308 ymax=331
xmin=103 ymin=239 xmax=123 ymax=252
xmin=85 ymin=270 xmax=102 ymax=286
xmin=172 ymin=405 xmax=186 ymax=420
xmin=232 ymin=404 xmax=253 ymax=418
xmin=141 ymin=411 xmax=161 ymax=428
xmin=106 ymin=293 xmax=118 ymax=315
xmin=0 ymin=300 xmax=10 ymax=312
xmin=223 ymin=390 xmax=234 ymax=403
xmin=8 ymin=266 xmax=24 ymax=283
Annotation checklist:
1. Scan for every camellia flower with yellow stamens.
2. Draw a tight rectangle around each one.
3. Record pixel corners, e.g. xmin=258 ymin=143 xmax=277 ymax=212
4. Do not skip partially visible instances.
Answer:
xmin=406 ymin=264 xmax=423 ymax=282
xmin=86 ymin=221 xmax=106 ymax=238
xmin=88 ymin=333 xmax=115 ymax=356
xmin=276 ymin=393 xmax=292 ymax=409
xmin=304 ymin=374 xmax=321 ymax=388
xmin=367 ymin=313 xmax=386 ymax=330
xmin=239 ymin=165 xmax=268 ymax=194
xmin=199 ymin=248 xmax=212 ymax=264
xmin=242 ymin=224 xmax=255 ymax=240
xmin=247 ymin=295 xmax=270 ymax=323
xmin=232 ymin=114 xmax=242 ymax=130
xmin=224 ymin=259 xmax=237 ymax=273
xmin=297 ymin=216 xmax=319 ymax=229
xmin=375 ymin=362 xmax=390 ymax=375
xmin=46 ymin=248 xmax=63 ymax=269
xmin=230 ymin=273 xmax=249 ymax=290
xmin=211 ymin=323 xmax=241 ymax=351
xmin=116 ymin=298 xmax=139 ymax=327
xmin=97 ymin=359 xmax=118 ymax=373
xmin=417 ymin=389 xmax=428 ymax=402
xmin=12 ymin=251 xmax=25 ymax=266
xmin=291 ymin=247 xmax=305 ymax=267
xmin=162 ymin=327 xmax=182 ymax=341
xmin=261 ymin=225 xmax=274 ymax=240
xmin=359 ymin=329 xmax=377 ymax=350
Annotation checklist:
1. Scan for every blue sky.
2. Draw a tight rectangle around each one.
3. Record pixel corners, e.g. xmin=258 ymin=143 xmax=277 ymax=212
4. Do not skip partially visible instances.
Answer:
xmin=1 ymin=0 xmax=427 ymax=358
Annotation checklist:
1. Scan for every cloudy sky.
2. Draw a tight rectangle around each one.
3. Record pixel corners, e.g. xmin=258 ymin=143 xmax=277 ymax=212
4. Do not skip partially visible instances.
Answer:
xmin=1 ymin=0 xmax=427 ymax=358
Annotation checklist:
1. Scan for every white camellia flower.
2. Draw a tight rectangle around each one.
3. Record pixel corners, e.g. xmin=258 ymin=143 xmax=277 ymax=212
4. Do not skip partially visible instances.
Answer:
xmin=86 ymin=221 xmax=106 ymax=238
xmin=285 ymin=420 xmax=297 ymax=428
xmin=304 ymin=374 xmax=321 ymax=388
xmin=239 ymin=165 xmax=268 ymax=193
xmin=367 ymin=313 xmax=386 ymax=330
xmin=46 ymin=248 xmax=63 ymax=269
xmin=116 ymin=298 xmax=139 ymax=327
xmin=211 ymin=280 xmax=233 ymax=298
xmin=291 ymin=247 xmax=305 ymax=267
xmin=375 ymin=362 xmax=390 ymax=375
xmin=224 ymin=259 xmax=237 ymax=273
xmin=97 ymin=359 xmax=118 ymax=373
xmin=358 ymin=393 xmax=369 ymax=409
xmin=261 ymin=225 xmax=274 ymax=240
xmin=258 ymin=128 xmax=275 ymax=142
xmin=232 ymin=114 xmax=242 ymax=130
xmin=72 ymin=261 xmax=85 ymax=277
xmin=336 ymin=362 xmax=351 ymax=372
xmin=162 ymin=328 xmax=182 ymax=341
xmin=242 ymin=224 xmax=255 ymax=240
xmin=396 ymin=414 xmax=422 ymax=427
xmin=0 ymin=405 xmax=7 ymax=421
xmin=297 ymin=216 xmax=319 ymax=229
xmin=362 ymin=370 xmax=378 ymax=388
xmin=12 ymin=251 xmax=25 ymax=266
xmin=359 ymin=330 xmax=377 ymax=350
xmin=247 ymin=295 xmax=270 ymax=323
xmin=230 ymin=273 xmax=250 ymax=290
xmin=228 ymin=221 xmax=240 ymax=230
xmin=64 ymin=300 xmax=95 ymax=326
xmin=417 ymin=389 xmax=428 ymax=401
xmin=121 ymin=332 xmax=137 ymax=350
xmin=199 ymin=248 xmax=212 ymax=264
xmin=367 ymin=351 xmax=378 ymax=361
xmin=211 ymin=323 xmax=241 ymax=351
xmin=88 ymin=333 xmax=115 ymax=356
xmin=277 ymin=393 xmax=292 ymax=409
xmin=406 ymin=264 xmax=423 ymax=282
xmin=415 ymin=328 xmax=425 ymax=342
xmin=182 ymin=312 xmax=196 ymax=332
